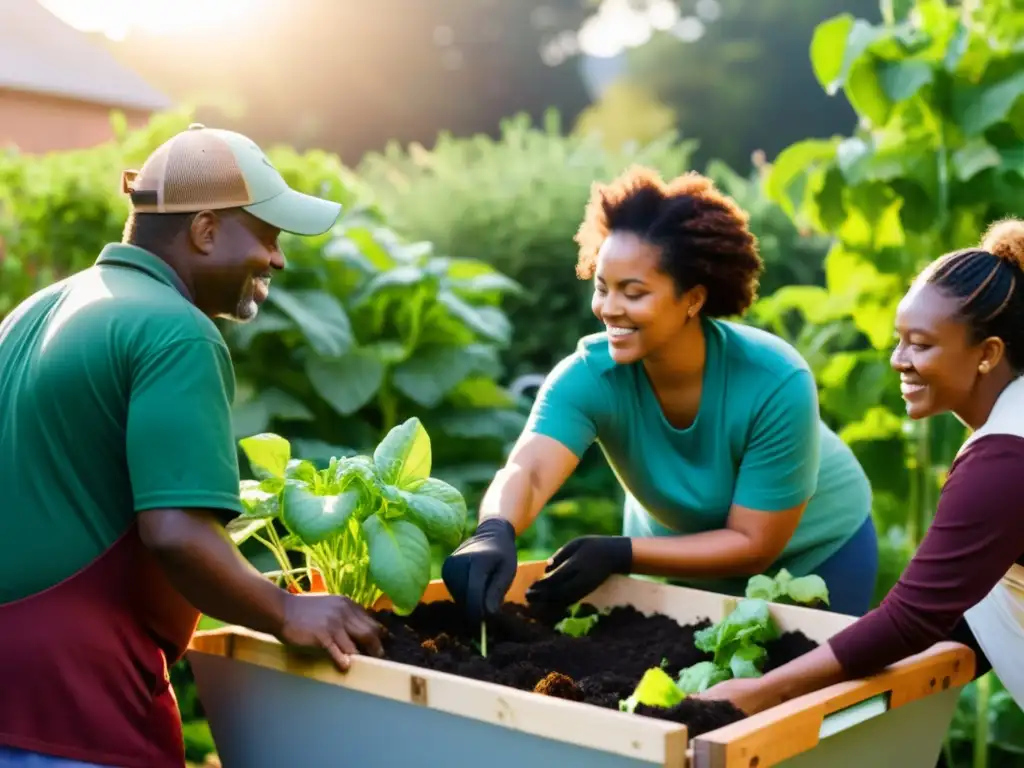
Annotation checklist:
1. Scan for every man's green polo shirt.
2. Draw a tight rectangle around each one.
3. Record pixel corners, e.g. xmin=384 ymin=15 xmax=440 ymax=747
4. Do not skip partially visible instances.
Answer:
xmin=0 ymin=244 xmax=244 ymax=604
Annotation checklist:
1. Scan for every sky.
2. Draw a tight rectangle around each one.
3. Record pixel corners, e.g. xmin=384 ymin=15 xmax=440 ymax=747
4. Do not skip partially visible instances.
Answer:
xmin=36 ymin=0 xmax=713 ymax=53
xmin=37 ymin=0 xmax=261 ymax=40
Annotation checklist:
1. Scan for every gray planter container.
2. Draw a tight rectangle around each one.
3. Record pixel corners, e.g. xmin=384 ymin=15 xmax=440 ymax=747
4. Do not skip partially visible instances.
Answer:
xmin=188 ymin=562 xmax=973 ymax=768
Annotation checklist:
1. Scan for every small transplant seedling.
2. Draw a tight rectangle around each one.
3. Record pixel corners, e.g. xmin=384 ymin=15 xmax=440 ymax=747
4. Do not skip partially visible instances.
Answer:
xmin=619 ymin=666 xmax=685 ymax=713
xmin=633 ymin=571 xmax=832 ymax=698
xmin=744 ymin=568 xmax=830 ymax=608
xmin=228 ymin=417 xmax=468 ymax=615
xmin=554 ymin=603 xmax=606 ymax=637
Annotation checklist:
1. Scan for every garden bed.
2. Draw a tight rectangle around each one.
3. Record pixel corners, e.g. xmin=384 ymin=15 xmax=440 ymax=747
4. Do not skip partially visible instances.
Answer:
xmin=371 ymin=598 xmax=818 ymax=737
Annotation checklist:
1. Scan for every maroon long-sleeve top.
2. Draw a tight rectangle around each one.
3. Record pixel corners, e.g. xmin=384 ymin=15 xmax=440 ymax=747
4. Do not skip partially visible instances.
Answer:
xmin=829 ymin=433 xmax=1024 ymax=677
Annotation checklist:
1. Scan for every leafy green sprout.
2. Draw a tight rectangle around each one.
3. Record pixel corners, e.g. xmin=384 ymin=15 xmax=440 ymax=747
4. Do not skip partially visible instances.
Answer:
xmin=744 ymin=568 xmax=830 ymax=608
xmin=228 ymin=417 xmax=468 ymax=615
xmin=620 ymin=571 xmax=832 ymax=709
xmin=554 ymin=603 xmax=608 ymax=637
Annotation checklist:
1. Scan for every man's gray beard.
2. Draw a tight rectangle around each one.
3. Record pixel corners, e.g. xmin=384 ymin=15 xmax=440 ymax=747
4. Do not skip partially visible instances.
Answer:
xmin=231 ymin=278 xmax=259 ymax=322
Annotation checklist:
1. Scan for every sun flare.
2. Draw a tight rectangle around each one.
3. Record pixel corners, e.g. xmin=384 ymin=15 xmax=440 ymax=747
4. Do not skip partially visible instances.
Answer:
xmin=37 ymin=0 xmax=260 ymax=41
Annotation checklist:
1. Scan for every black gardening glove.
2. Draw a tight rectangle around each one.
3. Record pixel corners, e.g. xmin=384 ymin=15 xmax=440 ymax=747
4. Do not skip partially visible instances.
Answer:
xmin=525 ymin=535 xmax=633 ymax=610
xmin=441 ymin=517 xmax=518 ymax=625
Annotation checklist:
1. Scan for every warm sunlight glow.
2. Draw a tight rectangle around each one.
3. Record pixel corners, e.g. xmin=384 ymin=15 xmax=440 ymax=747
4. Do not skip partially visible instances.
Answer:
xmin=37 ymin=0 xmax=260 ymax=40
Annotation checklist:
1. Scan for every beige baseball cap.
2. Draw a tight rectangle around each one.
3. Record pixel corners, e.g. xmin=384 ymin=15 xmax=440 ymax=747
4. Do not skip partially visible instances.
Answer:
xmin=120 ymin=123 xmax=341 ymax=236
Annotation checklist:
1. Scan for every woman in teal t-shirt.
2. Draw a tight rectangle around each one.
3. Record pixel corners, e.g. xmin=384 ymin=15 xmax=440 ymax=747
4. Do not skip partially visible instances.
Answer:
xmin=441 ymin=166 xmax=877 ymax=622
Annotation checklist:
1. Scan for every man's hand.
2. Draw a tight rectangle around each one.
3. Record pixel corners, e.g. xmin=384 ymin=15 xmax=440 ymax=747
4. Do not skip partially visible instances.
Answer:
xmin=279 ymin=593 xmax=385 ymax=671
xmin=525 ymin=535 xmax=632 ymax=610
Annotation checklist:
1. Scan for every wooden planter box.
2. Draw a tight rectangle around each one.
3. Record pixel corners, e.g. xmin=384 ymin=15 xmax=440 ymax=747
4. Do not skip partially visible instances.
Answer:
xmin=187 ymin=561 xmax=974 ymax=768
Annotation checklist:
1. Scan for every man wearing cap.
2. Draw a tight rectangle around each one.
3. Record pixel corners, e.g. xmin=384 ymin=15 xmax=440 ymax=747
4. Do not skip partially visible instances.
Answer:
xmin=0 ymin=125 xmax=384 ymax=768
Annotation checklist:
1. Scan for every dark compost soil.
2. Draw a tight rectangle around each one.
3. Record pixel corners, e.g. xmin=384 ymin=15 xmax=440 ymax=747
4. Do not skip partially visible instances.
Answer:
xmin=371 ymin=600 xmax=818 ymax=738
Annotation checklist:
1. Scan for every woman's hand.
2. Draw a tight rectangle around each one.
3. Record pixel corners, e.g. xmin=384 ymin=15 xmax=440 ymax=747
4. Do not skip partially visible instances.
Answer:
xmin=441 ymin=517 xmax=519 ymax=625
xmin=692 ymin=676 xmax=782 ymax=716
xmin=525 ymin=535 xmax=632 ymax=609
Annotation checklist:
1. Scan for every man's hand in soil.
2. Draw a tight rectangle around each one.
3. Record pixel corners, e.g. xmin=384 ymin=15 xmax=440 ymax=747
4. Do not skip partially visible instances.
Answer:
xmin=279 ymin=593 xmax=386 ymax=672
xmin=525 ymin=535 xmax=632 ymax=610
xmin=441 ymin=517 xmax=518 ymax=625
xmin=139 ymin=507 xmax=384 ymax=672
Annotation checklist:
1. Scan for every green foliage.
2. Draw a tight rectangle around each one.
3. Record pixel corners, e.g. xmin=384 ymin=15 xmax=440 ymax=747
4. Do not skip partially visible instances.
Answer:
xmin=745 ymin=568 xmax=831 ymax=608
xmin=554 ymin=603 xmax=608 ymax=638
xmin=234 ymin=418 xmax=468 ymax=614
xmin=226 ymin=173 xmax=524 ymax=493
xmin=0 ymin=109 xmax=197 ymax=316
xmin=761 ymin=3 xmax=1024 ymax=763
xmin=671 ymin=570 xmax=830 ymax=695
xmin=758 ymin=0 xmax=1024 ymax=549
xmin=619 ymin=666 xmax=686 ymax=713
xmin=704 ymin=159 xmax=831 ymax=297
xmin=358 ymin=109 xmax=697 ymax=380
xmin=692 ymin=598 xmax=778 ymax=675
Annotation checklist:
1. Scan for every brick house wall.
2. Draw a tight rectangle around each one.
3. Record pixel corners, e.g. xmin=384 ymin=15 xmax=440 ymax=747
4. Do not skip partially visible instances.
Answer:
xmin=0 ymin=87 xmax=154 ymax=153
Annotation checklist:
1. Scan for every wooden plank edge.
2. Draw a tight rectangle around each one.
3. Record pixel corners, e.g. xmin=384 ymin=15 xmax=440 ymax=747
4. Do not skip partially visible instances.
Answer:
xmin=690 ymin=641 xmax=975 ymax=768
xmin=188 ymin=626 xmax=688 ymax=766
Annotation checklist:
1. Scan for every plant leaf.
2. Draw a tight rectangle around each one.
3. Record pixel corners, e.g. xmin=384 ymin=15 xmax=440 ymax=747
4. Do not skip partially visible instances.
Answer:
xmin=399 ymin=477 xmax=467 ymax=548
xmin=392 ymin=344 xmax=481 ymax=408
xmin=282 ymin=482 xmax=361 ymax=546
xmin=266 ymin=287 xmax=353 ymax=357
xmin=745 ymin=574 xmax=779 ymax=602
xmin=239 ymin=433 xmax=291 ymax=480
xmin=437 ymin=290 xmax=511 ymax=345
xmin=729 ymin=644 xmax=767 ymax=679
xmin=334 ymin=455 xmax=379 ymax=489
xmin=676 ymin=661 xmax=732 ymax=694
xmin=373 ymin=417 xmax=431 ymax=487
xmin=239 ymin=480 xmax=281 ymax=518
xmin=363 ymin=516 xmax=431 ymax=615
xmin=618 ymin=667 xmax=685 ymax=713
xmin=286 ymin=459 xmax=318 ymax=484
xmin=306 ymin=348 xmax=386 ymax=416
xmin=226 ymin=516 xmax=270 ymax=546
xmin=784 ymin=574 xmax=831 ymax=606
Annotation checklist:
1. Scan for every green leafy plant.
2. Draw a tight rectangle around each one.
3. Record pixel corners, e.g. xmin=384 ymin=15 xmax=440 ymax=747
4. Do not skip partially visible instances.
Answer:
xmin=619 ymin=667 xmax=686 ymax=713
xmin=760 ymin=0 xmax=1024 ymax=553
xmin=744 ymin=568 xmax=831 ymax=608
xmin=229 ymin=417 xmax=468 ymax=615
xmin=690 ymin=598 xmax=779 ymax=679
xmin=554 ymin=603 xmax=608 ymax=638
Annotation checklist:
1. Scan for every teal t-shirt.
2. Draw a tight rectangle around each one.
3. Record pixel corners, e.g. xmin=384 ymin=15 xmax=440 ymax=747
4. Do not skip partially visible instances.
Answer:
xmin=524 ymin=317 xmax=871 ymax=596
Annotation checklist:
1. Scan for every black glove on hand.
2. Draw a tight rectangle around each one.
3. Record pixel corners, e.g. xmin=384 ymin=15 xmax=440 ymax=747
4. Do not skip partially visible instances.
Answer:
xmin=525 ymin=535 xmax=633 ymax=610
xmin=441 ymin=517 xmax=518 ymax=625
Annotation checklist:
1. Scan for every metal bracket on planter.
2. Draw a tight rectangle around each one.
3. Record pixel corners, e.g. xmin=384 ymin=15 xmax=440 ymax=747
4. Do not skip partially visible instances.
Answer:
xmin=818 ymin=692 xmax=890 ymax=739
xmin=410 ymin=675 xmax=428 ymax=706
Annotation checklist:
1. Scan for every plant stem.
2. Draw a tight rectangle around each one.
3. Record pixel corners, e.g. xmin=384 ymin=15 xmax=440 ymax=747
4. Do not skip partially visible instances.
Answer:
xmin=974 ymin=674 xmax=990 ymax=768
xmin=480 ymin=621 xmax=488 ymax=658
xmin=254 ymin=530 xmax=301 ymax=592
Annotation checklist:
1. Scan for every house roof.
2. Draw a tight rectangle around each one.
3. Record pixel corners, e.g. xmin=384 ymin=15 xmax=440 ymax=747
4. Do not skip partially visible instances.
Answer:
xmin=0 ymin=0 xmax=172 ymax=111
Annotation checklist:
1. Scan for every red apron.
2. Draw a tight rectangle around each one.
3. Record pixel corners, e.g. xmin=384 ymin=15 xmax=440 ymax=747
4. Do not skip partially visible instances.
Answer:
xmin=0 ymin=525 xmax=199 ymax=767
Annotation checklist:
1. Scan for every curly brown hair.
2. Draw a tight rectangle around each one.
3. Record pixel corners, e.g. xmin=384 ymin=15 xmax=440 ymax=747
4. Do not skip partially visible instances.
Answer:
xmin=574 ymin=166 xmax=763 ymax=317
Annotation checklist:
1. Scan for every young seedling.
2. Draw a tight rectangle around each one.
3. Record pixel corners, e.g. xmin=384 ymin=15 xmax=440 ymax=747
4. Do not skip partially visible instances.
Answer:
xmin=674 ymin=597 xmax=780 ymax=693
xmin=745 ymin=568 xmax=830 ymax=608
xmin=554 ymin=603 xmax=606 ymax=637
xmin=619 ymin=667 xmax=685 ymax=713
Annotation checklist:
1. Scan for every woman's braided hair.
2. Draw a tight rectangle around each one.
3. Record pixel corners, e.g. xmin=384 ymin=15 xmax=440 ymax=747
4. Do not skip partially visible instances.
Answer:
xmin=923 ymin=218 xmax=1024 ymax=371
